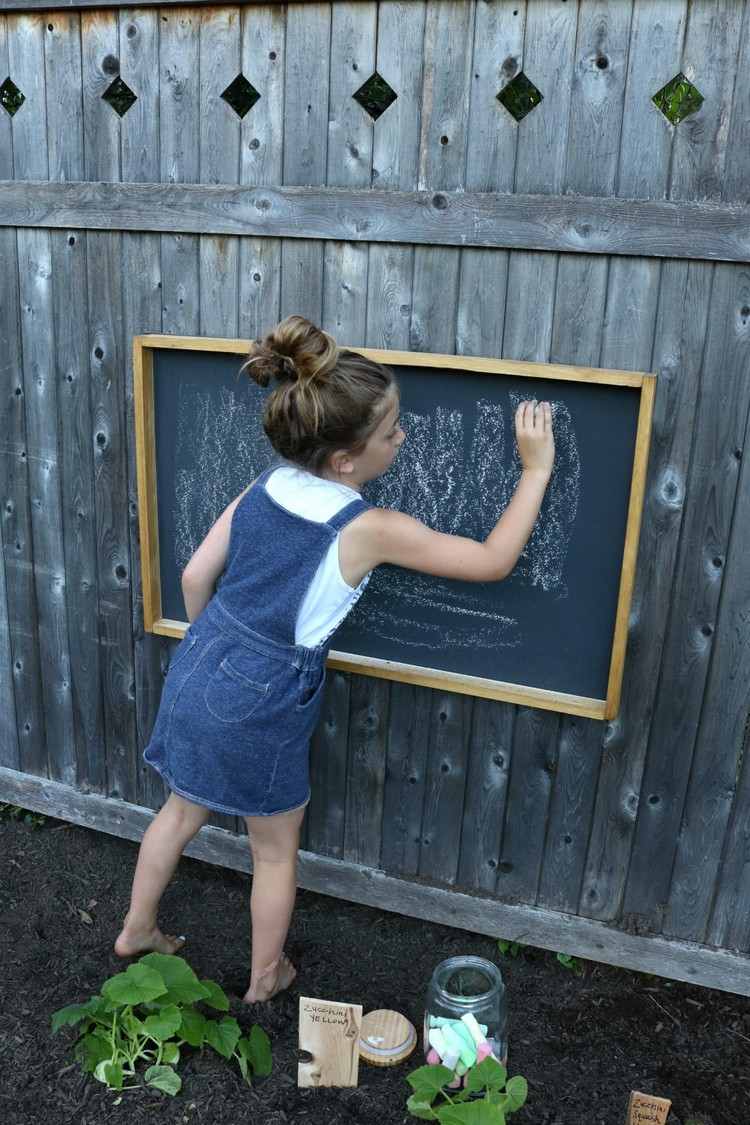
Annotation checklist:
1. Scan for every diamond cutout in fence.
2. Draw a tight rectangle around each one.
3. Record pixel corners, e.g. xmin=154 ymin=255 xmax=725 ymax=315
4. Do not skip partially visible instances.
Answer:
xmin=1 ymin=76 xmax=25 ymax=117
xmin=102 ymin=76 xmax=137 ymax=117
xmin=652 ymin=72 xmax=704 ymax=125
xmin=497 ymin=72 xmax=543 ymax=123
xmin=353 ymin=72 xmax=397 ymax=121
xmin=221 ymin=74 xmax=261 ymax=119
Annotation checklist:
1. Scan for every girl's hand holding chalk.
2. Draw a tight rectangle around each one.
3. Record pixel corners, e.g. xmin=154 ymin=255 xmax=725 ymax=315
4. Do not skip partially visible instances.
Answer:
xmin=515 ymin=399 xmax=555 ymax=479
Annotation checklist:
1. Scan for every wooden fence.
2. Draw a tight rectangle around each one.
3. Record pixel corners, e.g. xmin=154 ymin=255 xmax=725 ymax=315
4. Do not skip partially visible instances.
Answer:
xmin=1 ymin=0 xmax=749 ymax=995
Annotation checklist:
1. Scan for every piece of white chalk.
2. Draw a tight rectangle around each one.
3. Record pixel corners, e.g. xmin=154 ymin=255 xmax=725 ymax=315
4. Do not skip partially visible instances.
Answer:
xmin=428 ymin=1028 xmax=448 ymax=1059
xmin=460 ymin=1012 xmax=486 ymax=1047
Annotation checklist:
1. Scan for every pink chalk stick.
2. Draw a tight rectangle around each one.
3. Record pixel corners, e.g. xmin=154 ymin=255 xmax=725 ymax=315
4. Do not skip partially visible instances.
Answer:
xmin=448 ymin=1074 xmax=462 ymax=1089
xmin=427 ymin=1049 xmax=440 ymax=1065
xmin=477 ymin=1042 xmax=492 ymax=1062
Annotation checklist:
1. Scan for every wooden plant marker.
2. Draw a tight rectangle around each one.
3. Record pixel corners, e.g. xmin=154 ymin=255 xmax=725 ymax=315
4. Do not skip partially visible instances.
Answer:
xmin=627 ymin=1091 xmax=672 ymax=1125
xmin=298 ymin=997 xmax=362 ymax=1088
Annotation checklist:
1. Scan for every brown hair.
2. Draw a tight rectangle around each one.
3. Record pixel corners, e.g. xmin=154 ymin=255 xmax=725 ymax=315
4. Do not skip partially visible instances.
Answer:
xmin=239 ymin=315 xmax=395 ymax=473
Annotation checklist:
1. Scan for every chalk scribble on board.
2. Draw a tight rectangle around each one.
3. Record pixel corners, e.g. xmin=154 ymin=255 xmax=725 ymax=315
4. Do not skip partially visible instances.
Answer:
xmin=505 ymin=394 xmax=580 ymax=594
xmin=173 ymin=382 xmax=267 ymax=570
xmin=347 ymin=395 xmax=580 ymax=651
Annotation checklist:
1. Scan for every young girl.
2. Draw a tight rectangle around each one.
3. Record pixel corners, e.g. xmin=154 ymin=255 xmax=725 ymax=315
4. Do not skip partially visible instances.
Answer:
xmin=116 ymin=315 xmax=555 ymax=1003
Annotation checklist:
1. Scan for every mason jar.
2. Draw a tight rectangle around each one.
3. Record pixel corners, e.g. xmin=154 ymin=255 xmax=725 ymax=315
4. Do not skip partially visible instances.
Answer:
xmin=424 ymin=955 xmax=508 ymax=1066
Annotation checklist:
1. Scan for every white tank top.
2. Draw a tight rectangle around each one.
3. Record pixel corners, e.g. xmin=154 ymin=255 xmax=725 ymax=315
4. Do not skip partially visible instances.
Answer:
xmin=264 ymin=464 xmax=371 ymax=647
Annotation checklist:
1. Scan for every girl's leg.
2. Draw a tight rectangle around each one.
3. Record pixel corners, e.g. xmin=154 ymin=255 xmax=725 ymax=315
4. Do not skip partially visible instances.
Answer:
xmin=242 ymin=804 xmax=305 ymax=1003
xmin=114 ymin=791 xmax=211 ymax=957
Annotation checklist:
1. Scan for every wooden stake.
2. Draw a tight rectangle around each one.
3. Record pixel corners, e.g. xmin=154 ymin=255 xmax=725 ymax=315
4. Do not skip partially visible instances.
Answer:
xmin=298 ymin=997 xmax=362 ymax=1088
xmin=627 ymin=1091 xmax=672 ymax=1124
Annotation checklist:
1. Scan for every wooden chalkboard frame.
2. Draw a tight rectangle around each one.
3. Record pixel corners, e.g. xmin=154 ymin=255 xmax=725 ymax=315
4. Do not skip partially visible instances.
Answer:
xmin=134 ymin=334 xmax=656 ymax=720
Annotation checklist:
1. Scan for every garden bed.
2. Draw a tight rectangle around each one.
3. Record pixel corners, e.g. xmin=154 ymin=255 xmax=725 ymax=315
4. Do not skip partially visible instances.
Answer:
xmin=1 ymin=812 xmax=747 ymax=1125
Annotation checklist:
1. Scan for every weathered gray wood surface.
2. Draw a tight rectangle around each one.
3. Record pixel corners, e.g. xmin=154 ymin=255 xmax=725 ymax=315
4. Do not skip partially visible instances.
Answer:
xmin=2 ymin=765 xmax=749 ymax=998
xmin=2 ymin=1 xmax=750 ymax=992
xmin=3 ymin=180 xmax=749 ymax=263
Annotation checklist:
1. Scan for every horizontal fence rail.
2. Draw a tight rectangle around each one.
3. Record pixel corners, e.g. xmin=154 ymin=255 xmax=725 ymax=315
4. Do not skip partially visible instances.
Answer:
xmin=1 ymin=182 xmax=749 ymax=264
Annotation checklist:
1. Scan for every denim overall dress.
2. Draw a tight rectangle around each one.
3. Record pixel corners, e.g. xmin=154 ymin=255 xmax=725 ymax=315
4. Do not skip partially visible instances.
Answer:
xmin=143 ymin=466 xmax=371 ymax=817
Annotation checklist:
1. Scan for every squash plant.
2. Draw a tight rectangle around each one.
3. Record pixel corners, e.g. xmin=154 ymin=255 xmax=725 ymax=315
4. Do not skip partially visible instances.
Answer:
xmin=406 ymin=1056 xmax=528 ymax=1123
xmin=51 ymin=952 xmax=271 ymax=1096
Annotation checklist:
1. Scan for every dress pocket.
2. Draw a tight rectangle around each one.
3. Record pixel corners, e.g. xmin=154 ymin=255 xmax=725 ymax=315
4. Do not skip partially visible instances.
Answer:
xmin=204 ymin=657 xmax=269 ymax=723
xmin=295 ymin=667 xmax=326 ymax=712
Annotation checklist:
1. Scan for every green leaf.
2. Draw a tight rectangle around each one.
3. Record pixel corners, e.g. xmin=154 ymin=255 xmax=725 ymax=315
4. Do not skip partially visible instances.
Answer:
xmin=139 ymin=953 xmax=210 ymax=1005
xmin=74 ymin=1033 xmax=112 ymax=1074
xmin=94 ymin=1059 xmax=124 ymax=1090
xmin=178 ymin=1006 xmax=207 ymax=1048
xmin=468 ymin=1056 xmax=507 ymax=1094
xmin=235 ymin=1046 xmax=251 ymax=1086
xmin=145 ymin=1064 xmax=182 ymax=1096
xmin=247 ymin=1025 xmax=272 ymax=1076
xmin=51 ymin=1002 xmax=94 ymax=1035
xmin=143 ymin=1004 xmax=182 ymax=1042
xmin=437 ymin=1103 xmax=505 ymax=1125
xmin=406 ymin=1063 xmax=455 ymax=1099
xmin=205 ymin=1016 xmax=241 ymax=1059
xmin=504 ymin=1075 xmax=527 ymax=1112
xmin=161 ymin=1042 xmax=180 ymax=1066
xmin=199 ymin=978 xmax=229 ymax=1011
xmin=102 ymin=963 xmax=167 ymax=1006
xmin=406 ymin=1093 xmax=438 ymax=1120
xmin=121 ymin=1009 xmax=147 ymax=1038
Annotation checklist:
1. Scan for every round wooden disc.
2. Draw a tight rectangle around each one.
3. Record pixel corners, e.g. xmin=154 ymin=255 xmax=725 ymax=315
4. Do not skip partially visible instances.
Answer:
xmin=359 ymin=1009 xmax=417 ymax=1067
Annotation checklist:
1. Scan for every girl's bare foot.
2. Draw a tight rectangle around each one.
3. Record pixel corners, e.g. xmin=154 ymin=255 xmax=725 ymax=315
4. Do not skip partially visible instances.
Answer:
xmin=242 ymin=953 xmax=297 ymax=1003
xmin=114 ymin=925 xmax=186 ymax=958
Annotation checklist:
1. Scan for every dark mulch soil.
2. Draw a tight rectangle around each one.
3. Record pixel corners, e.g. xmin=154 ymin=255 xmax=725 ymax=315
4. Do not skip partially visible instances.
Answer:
xmin=1 ymin=814 xmax=748 ymax=1125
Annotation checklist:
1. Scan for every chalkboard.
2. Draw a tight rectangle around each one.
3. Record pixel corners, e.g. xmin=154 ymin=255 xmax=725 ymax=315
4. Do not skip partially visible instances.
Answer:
xmin=134 ymin=336 xmax=655 ymax=719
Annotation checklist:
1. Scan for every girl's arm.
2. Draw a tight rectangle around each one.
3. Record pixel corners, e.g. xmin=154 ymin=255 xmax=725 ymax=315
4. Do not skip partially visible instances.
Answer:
xmin=345 ymin=400 xmax=554 ymax=584
xmin=181 ymin=481 xmax=255 ymax=621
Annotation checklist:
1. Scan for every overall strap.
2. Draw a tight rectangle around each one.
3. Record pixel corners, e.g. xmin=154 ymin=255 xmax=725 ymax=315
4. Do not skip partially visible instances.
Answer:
xmin=327 ymin=497 xmax=371 ymax=533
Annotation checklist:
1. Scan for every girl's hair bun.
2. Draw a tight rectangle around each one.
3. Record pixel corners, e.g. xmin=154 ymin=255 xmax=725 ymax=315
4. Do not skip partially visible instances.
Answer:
xmin=241 ymin=346 xmax=298 ymax=388
xmin=237 ymin=314 xmax=395 ymax=473
xmin=239 ymin=315 xmax=338 ymax=389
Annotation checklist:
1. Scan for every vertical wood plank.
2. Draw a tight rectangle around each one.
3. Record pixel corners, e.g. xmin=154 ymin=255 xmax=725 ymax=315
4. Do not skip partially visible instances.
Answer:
xmin=536 ymin=0 xmax=632 ymax=914
xmin=497 ymin=707 xmax=559 ymax=901
xmin=722 ymin=0 xmax=750 ymax=205
xmin=119 ymin=6 xmax=164 ymax=807
xmin=366 ymin=0 xmax=425 ymax=350
xmin=237 ymin=3 xmax=285 ymax=341
xmin=342 ymin=676 xmax=390 ymax=867
xmin=579 ymin=0 xmax=688 ymax=922
xmin=280 ymin=2 xmax=331 ymax=321
xmin=82 ymin=11 xmax=137 ymax=801
xmin=706 ymin=385 xmax=750 ymax=952
xmin=456 ymin=0 xmax=523 ymax=359
xmin=307 ymin=670 xmax=351 ymax=857
xmin=199 ymin=5 xmax=240 ymax=339
xmin=457 ymin=700 xmax=514 ymax=892
xmin=322 ymin=0 xmax=375 ymax=345
xmin=46 ymin=12 xmax=106 ymax=792
xmin=159 ymin=6 xmax=201 ymax=336
xmin=664 ymin=262 xmax=750 ymax=941
xmin=11 ymin=13 xmax=77 ymax=784
xmin=197 ymin=5 xmax=242 ymax=834
xmin=614 ymin=260 xmax=713 ymax=928
xmin=380 ymin=682 xmax=432 ymax=875
xmin=0 ymin=13 xmax=21 ymax=771
xmin=453 ymin=1 xmax=523 ymax=893
xmin=151 ymin=5 xmax=203 ymax=810
xmin=418 ymin=693 xmax=472 ymax=885
xmin=496 ymin=0 xmax=576 ymax=905
xmin=669 ymin=0 xmax=744 ymax=204
xmin=502 ymin=0 xmax=577 ymax=362
xmin=410 ymin=0 xmax=474 ymax=355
